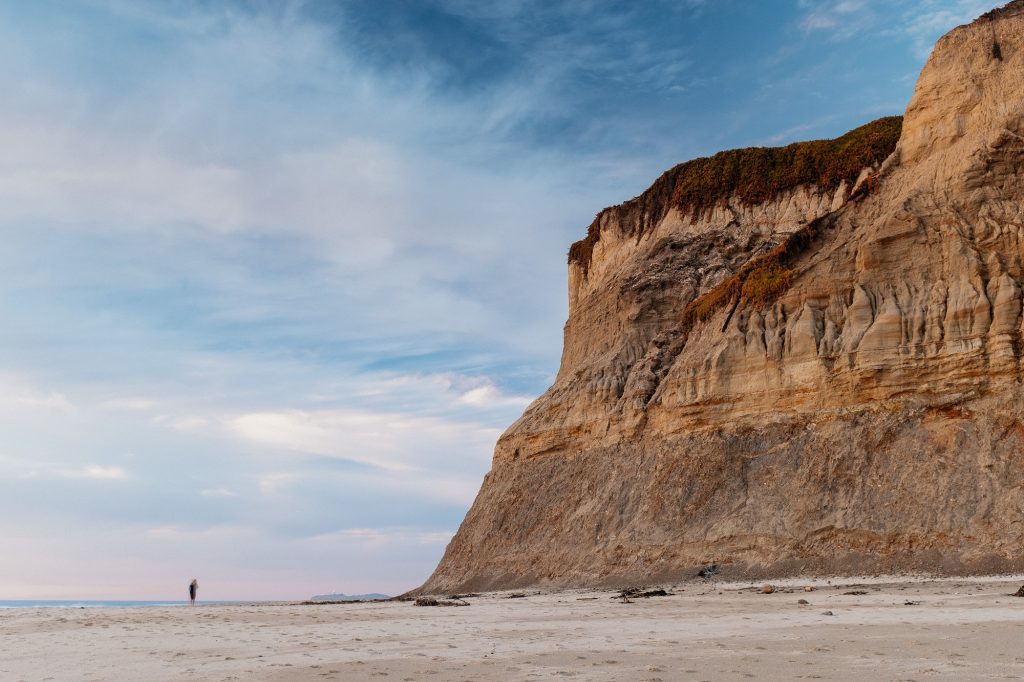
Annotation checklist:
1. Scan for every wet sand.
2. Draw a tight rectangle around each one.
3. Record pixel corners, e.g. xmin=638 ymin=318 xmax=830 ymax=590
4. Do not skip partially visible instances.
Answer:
xmin=4 ymin=577 xmax=1024 ymax=681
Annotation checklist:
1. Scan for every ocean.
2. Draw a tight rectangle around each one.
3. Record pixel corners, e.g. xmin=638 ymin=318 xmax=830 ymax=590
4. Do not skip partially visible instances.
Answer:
xmin=0 ymin=600 xmax=231 ymax=609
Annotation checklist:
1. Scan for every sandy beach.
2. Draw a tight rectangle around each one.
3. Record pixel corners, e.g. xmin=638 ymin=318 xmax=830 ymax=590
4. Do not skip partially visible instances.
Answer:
xmin=4 ymin=577 xmax=1024 ymax=681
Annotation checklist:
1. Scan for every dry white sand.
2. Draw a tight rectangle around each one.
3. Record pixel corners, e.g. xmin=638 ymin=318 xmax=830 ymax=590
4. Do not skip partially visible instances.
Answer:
xmin=5 ymin=577 xmax=1024 ymax=681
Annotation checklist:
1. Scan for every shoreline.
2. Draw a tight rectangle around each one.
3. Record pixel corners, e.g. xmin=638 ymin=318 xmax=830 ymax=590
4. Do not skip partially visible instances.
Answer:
xmin=4 ymin=575 xmax=1024 ymax=680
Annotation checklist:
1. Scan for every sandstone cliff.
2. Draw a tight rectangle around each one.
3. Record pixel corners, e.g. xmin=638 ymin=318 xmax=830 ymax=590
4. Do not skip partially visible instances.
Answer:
xmin=422 ymin=1 xmax=1024 ymax=593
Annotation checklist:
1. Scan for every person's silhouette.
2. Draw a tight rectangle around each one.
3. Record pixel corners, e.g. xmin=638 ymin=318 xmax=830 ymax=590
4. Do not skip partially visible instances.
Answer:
xmin=189 ymin=578 xmax=198 ymax=606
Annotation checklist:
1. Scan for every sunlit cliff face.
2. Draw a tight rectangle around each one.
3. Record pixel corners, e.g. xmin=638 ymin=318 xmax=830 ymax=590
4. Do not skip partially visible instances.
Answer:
xmin=422 ymin=2 xmax=1024 ymax=594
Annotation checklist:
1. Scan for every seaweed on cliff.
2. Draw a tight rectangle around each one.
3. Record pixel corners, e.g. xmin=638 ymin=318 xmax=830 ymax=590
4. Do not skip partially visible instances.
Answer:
xmin=568 ymin=116 xmax=902 ymax=277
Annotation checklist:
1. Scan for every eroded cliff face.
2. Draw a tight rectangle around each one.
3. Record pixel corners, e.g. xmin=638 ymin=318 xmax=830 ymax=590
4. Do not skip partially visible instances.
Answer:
xmin=421 ymin=2 xmax=1024 ymax=593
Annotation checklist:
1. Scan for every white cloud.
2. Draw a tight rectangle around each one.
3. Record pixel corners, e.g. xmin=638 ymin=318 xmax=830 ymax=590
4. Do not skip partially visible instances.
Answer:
xmin=200 ymin=487 xmax=238 ymax=498
xmin=99 ymin=398 xmax=158 ymax=411
xmin=369 ymin=470 xmax=484 ymax=507
xmin=257 ymin=472 xmax=299 ymax=496
xmin=414 ymin=530 xmax=456 ymax=545
xmin=58 ymin=464 xmax=128 ymax=480
xmin=0 ymin=454 xmax=41 ymax=479
xmin=458 ymin=384 xmax=532 ymax=408
xmin=799 ymin=0 xmax=874 ymax=37
xmin=0 ymin=454 xmax=129 ymax=482
xmin=13 ymin=391 xmax=75 ymax=413
xmin=899 ymin=1 xmax=1001 ymax=58
xmin=229 ymin=407 xmax=499 ymax=473
xmin=0 ymin=375 xmax=78 ymax=414
xmin=301 ymin=527 xmax=455 ymax=551
xmin=834 ymin=1 xmax=867 ymax=13
xmin=0 ymin=521 xmax=449 ymax=599
xmin=153 ymin=414 xmax=211 ymax=431
xmin=352 ymin=372 xmax=535 ymax=412
xmin=802 ymin=13 xmax=838 ymax=30
xmin=798 ymin=1 xmax=1001 ymax=53
xmin=145 ymin=525 xmax=180 ymax=536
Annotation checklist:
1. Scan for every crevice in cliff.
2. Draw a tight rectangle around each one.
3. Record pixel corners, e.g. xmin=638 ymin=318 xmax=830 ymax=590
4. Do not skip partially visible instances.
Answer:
xmin=617 ymin=160 xmax=899 ymax=417
xmin=617 ymin=215 xmax=834 ymax=419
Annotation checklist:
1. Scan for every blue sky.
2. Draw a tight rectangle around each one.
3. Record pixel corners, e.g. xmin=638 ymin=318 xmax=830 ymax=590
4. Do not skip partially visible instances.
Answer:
xmin=0 ymin=0 xmax=1002 ymax=599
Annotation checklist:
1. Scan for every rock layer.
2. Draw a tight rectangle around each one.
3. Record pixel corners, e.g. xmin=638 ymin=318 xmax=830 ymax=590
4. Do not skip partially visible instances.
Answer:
xmin=421 ymin=2 xmax=1024 ymax=593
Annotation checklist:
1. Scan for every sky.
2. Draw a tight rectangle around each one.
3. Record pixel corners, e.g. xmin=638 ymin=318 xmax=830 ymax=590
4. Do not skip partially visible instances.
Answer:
xmin=0 ymin=0 xmax=1004 ymax=600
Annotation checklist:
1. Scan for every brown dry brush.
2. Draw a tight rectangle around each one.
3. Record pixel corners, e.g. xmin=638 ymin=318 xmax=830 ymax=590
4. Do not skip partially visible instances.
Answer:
xmin=670 ymin=116 xmax=901 ymax=220
xmin=681 ymin=220 xmax=820 ymax=327
xmin=679 ymin=158 xmax=888 ymax=328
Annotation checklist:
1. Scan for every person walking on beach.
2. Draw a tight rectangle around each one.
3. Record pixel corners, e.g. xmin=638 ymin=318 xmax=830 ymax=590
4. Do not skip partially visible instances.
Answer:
xmin=189 ymin=578 xmax=198 ymax=606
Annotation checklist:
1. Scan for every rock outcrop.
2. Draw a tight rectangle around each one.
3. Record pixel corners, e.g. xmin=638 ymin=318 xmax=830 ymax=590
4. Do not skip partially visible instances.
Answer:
xmin=421 ymin=1 xmax=1024 ymax=593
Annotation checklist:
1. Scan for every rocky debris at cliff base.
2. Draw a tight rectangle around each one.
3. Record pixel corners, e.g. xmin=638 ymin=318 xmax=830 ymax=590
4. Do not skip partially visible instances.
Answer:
xmin=614 ymin=588 xmax=673 ymax=600
xmin=414 ymin=597 xmax=469 ymax=607
xmin=697 ymin=564 xmax=719 ymax=579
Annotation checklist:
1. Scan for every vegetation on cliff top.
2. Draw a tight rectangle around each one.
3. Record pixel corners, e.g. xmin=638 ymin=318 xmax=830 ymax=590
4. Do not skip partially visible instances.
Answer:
xmin=977 ymin=0 xmax=1024 ymax=23
xmin=568 ymin=116 xmax=902 ymax=275
xmin=670 ymin=116 xmax=902 ymax=218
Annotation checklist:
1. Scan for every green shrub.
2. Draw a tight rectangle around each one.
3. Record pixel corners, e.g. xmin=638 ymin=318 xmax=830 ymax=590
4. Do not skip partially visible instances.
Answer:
xmin=670 ymin=116 xmax=902 ymax=220
xmin=680 ymin=221 xmax=819 ymax=326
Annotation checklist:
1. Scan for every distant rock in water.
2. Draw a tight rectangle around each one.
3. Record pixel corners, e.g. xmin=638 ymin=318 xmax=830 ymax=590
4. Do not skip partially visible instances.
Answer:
xmin=417 ymin=1 xmax=1024 ymax=594
xmin=308 ymin=593 xmax=390 ymax=602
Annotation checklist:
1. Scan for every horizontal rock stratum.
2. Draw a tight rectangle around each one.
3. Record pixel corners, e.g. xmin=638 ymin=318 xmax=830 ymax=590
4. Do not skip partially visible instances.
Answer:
xmin=420 ymin=1 xmax=1024 ymax=593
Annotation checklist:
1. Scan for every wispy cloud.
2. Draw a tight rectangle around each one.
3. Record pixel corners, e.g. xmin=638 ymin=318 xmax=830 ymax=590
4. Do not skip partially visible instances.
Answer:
xmin=153 ymin=415 xmax=210 ymax=431
xmin=257 ymin=472 xmax=299 ymax=496
xmin=798 ymin=1 xmax=1001 ymax=52
xmin=798 ymin=0 xmax=874 ymax=38
xmin=200 ymin=487 xmax=239 ymax=498
xmin=898 ymin=0 xmax=1001 ymax=57
xmin=302 ymin=527 xmax=455 ymax=550
xmin=100 ymin=398 xmax=158 ymax=411
xmin=0 ymin=0 xmax=1005 ymax=599
xmin=60 ymin=464 xmax=129 ymax=480
xmin=229 ymin=407 xmax=499 ymax=473
xmin=458 ymin=384 xmax=533 ymax=409
xmin=14 ymin=392 xmax=75 ymax=412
